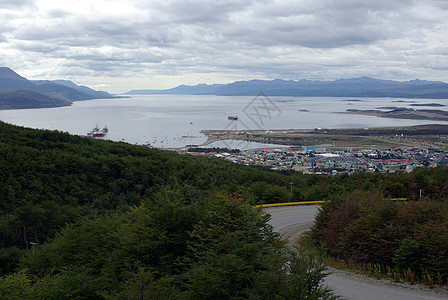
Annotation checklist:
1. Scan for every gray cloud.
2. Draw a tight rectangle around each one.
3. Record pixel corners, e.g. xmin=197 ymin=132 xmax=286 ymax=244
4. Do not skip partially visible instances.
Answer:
xmin=0 ymin=0 xmax=34 ymax=9
xmin=0 ymin=0 xmax=447 ymax=92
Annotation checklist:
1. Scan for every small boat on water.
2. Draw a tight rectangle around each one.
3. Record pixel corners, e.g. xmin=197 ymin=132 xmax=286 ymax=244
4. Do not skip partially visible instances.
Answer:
xmin=228 ymin=116 xmax=238 ymax=120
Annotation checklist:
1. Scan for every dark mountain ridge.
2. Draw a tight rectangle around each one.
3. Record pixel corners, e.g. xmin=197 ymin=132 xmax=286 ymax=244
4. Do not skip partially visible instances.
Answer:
xmin=0 ymin=67 xmax=116 ymax=109
xmin=127 ymin=77 xmax=448 ymax=99
xmin=127 ymin=83 xmax=225 ymax=95
xmin=33 ymin=79 xmax=113 ymax=99
xmin=0 ymin=89 xmax=72 ymax=110
xmin=0 ymin=67 xmax=37 ymax=90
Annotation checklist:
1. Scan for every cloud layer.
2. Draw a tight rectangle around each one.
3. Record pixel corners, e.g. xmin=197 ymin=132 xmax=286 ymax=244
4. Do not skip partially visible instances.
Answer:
xmin=1 ymin=0 xmax=447 ymax=93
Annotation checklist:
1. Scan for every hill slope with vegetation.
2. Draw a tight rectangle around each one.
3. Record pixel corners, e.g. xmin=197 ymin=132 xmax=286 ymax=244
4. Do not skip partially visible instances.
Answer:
xmin=0 ymin=121 xmax=297 ymax=254
xmin=0 ymin=89 xmax=72 ymax=109
xmin=1 ymin=121 xmax=447 ymax=297
xmin=0 ymin=121 xmax=338 ymax=299
xmin=0 ymin=67 xmax=116 ymax=109
xmin=310 ymin=168 xmax=448 ymax=286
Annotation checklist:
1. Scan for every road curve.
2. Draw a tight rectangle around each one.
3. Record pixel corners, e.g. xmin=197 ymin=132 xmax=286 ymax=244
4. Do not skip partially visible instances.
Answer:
xmin=265 ymin=205 xmax=448 ymax=300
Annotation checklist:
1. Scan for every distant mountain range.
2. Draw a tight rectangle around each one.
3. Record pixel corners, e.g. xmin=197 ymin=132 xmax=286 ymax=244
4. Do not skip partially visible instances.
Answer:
xmin=0 ymin=67 xmax=116 ymax=110
xmin=126 ymin=77 xmax=448 ymax=99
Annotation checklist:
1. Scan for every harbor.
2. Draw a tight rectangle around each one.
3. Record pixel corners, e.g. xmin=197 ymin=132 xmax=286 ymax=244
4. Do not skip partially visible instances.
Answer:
xmin=172 ymin=124 xmax=448 ymax=174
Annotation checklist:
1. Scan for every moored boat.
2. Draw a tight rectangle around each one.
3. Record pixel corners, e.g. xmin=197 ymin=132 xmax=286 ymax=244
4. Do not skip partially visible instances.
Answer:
xmin=86 ymin=125 xmax=108 ymax=138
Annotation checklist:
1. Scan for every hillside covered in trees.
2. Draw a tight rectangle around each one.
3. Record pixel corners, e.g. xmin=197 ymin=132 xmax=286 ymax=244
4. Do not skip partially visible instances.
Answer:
xmin=0 ymin=121 xmax=339 ymax=298
xmin=0 ymin=120 xmax=304 ymax=256
xmin=311 ymin=167 xmax=448 ymax=286
xmin=1 ymin=120 xmax=447 ymax=297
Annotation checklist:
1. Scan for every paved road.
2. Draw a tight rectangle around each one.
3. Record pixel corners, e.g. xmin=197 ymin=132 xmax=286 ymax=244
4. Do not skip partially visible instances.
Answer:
xmin=266 ymin=205 xmax=448 ymax=300
xmin=266 ymin=205 xmax=318 ymax=247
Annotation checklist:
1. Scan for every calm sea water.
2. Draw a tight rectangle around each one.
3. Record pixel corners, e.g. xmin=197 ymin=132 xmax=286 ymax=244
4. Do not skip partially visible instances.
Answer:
xmin=0 ymin=95 xmax=447 ymax=148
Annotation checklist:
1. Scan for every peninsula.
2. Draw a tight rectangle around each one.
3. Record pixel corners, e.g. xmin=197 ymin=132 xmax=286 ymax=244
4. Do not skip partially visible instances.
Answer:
xmin=0 ymin=67 xmax=119 ymax=110
xmin=344 ymin=107 xmax=448 ymax=121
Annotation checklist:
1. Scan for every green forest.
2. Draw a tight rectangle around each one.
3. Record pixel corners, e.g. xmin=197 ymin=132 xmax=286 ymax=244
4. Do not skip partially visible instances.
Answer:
xmin=1 ymin=120 xmax=448 ymax=298
xmin=310 ymin=167 xmax=448 ymax=286
xmin=0 ymin=121 xmax=338 ymax=299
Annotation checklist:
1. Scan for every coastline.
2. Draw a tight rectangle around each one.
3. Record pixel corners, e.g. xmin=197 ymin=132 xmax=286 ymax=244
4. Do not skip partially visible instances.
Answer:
xmin=200 ymin=124 xmax=448 ymax=150
xmin=341 ymin=107 xmax=448 ymax=121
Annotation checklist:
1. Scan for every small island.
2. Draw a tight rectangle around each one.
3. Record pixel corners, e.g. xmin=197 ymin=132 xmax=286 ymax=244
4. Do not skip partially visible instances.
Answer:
xmin=410 ymin=103 xmax=445 ymax=107
xmin=376 ymin=106 xmax=399 ymax=109
xmin=343 ymin=107 xmax=448 ymax=121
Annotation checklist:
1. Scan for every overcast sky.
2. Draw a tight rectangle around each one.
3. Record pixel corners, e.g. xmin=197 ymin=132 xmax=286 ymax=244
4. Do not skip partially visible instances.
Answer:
xmin=1 ymin=0 xmax=447 ymax=93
